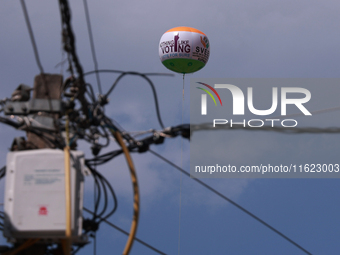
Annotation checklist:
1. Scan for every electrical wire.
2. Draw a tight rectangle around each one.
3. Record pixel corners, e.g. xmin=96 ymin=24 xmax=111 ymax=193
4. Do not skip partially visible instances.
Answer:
xmin=83 ymin=0 xmax=102 ymax=94
xmin=269 ymin=105 xmax=340 ymax=120
xmin=84 ymin=69 xmax=174 ymax=77
xmin=0 ymin=211 xmax=5 ymax=230
xmin=59 ymin=0 xmax=91 ymax=122
xmin=148 ymin=149 xmax=313 ymax=255
xmin=0 ymin=166 xmax=6 ymax=180
xmin=85 ymin=163 xmax=118 ymax=222
xmin=86 ymin=149 xmax=123 ymax=166
xmin=92 ymin=169 xmax=102 ymax=220
xmin=59 ymin=0 xmax=84 ymax=82
xmin=97 ymin=171 xmax=117 ymax=222
xmin=191 ymin=122 xmax=340 ymax=134
xmin=104 ymin=71 xmax=165 ymax=129
xmin=84 ymin=121 xmax=340 ymax=168
xmin=102 ymin=116 xmax=137 ymax=147
xmin=86 ymin=83 xmax=96 ymax=102
xmin=20 ymin=0 xmax=44 ymax=74
xmin=83 ymin=207 xmax=167 ymax=255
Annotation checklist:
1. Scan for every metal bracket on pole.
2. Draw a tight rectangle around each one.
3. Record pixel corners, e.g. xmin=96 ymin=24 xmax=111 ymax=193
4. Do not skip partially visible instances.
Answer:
xmin=4 ymin=99 xmax=63 ymax=115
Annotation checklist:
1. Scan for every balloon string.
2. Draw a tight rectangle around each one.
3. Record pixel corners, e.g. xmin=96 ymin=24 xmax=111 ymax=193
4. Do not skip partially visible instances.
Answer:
xmin=182 ymin=74 xmax=185 ymax=100
xmin=178 ymin=73 xmax=185 ymax=255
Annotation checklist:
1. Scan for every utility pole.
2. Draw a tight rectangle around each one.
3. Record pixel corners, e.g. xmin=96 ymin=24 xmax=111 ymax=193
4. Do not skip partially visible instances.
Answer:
xmin=26 ymin=73 xmax=62 ymax=149
xmin=12 ymin=73 xmax=63 ymax=255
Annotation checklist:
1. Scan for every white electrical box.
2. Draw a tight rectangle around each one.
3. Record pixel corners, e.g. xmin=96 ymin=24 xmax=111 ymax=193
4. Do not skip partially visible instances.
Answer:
xmin=3 ymin=149 xmax=85 ymax=242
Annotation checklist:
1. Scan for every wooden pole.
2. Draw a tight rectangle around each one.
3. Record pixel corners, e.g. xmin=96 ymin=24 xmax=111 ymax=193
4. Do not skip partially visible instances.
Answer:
xmin=26 ymin=74 xmax=62 ymax=149
xmin=22 ymin=74 xmax=63 ymax=255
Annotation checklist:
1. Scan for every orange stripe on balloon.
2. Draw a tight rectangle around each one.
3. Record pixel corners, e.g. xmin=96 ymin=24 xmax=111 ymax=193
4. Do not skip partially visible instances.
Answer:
xmin=166 ymin=26 xmax=206 ymax=35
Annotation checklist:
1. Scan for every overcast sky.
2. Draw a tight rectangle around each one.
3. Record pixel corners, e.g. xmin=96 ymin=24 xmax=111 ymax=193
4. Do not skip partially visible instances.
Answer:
xmin=1 ymin=0 xmax=340 ymax=254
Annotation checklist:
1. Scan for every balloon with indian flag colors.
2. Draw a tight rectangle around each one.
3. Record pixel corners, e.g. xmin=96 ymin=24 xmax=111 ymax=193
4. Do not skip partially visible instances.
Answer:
xmin=159 ymin=26 xmax=210 ymax=74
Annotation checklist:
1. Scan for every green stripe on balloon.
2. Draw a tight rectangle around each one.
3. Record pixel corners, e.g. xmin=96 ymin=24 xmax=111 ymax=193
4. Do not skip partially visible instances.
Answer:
xmin=196 ymin=87 xmax=217 ymax=106
xmin=162 ymin=58 xmax=205 ymax=74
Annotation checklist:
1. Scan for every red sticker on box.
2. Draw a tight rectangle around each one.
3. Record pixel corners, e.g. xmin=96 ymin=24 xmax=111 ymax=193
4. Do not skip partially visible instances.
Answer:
xmin=39 ymin=206 xmax=48 ymax=215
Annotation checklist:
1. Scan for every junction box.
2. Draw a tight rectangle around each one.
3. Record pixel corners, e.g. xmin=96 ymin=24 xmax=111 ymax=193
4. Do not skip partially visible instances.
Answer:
xmin=3 ymin=149 xmax=85 ymax=242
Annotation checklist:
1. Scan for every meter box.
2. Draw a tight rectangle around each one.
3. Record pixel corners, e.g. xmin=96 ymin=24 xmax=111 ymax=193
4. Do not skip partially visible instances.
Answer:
xmin=3 ymin=149 xmax=85 ymax=241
